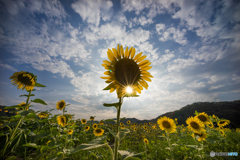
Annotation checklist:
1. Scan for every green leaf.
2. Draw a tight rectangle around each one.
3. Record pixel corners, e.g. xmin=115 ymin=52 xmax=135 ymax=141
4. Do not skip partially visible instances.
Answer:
xmin=6 ymin=156 xmax=17 ymax=160
xmin=117 ymin=128 xmax=130 ymax=141
xmin=118 ymin=150 xmax=144 ymax=160
xmin=31 ymin=99 xmax=47 ymax=105
xmin=103 ymin=102 xmax=120 ymax=108
xmin=120 ymin=117 xmax=126 ymax=121
xmin=23 ymin=143 xmax=40 ymax=149
xmin=70 ymin=136 xmax=107 ymax=154
xmin=14 ymin=115 xmax=21 ymax=119
xmin=19 ymin=94 xmax=35 ymax=97
xmin=4 ymin=105 xmax=19 ymax=109
xmin=35 ymin=83 xmax=46 ymax=87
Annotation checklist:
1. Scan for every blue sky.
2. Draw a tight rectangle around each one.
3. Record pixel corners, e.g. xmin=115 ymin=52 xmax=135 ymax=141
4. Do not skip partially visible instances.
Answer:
xmin=0 ymin=0 xmax=239 ymax=121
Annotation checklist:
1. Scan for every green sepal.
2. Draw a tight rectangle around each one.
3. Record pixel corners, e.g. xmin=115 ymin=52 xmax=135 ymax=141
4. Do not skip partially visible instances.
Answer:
xmin=31 ymin=99 xmax=47 ymax=105
xmin=35 ymin=83 xmax=46 ymax=87
xmin=19 ymin=94 xmax=35 ymax=97
xmin=194 ymin=110 xmax=199 ymax=116
xmin=124 ymin=93 xmax=139 ymax=98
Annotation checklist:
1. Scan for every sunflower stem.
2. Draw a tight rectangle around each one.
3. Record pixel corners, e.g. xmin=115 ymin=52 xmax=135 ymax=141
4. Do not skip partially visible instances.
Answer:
xmin=113 ymin=96 xmax=123 ymax=160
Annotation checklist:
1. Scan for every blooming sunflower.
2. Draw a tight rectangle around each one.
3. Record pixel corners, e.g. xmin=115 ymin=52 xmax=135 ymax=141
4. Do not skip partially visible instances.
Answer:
xmin=152 ymin=126 xmax=156 ymax=129
xmin=139 ymin=124 xmax=143 ymax=127
xmin=186 ymin=117 xmax=205 ymax=134
xmin=127 ymin=120 xmax=131 ymax=124
xmin=57 ymin=115 xmax=67 ymax=127
xmin=134 ymin=127 xmax=137 ymax=131
xmin=99 ymin=121 xmax=104 ymax=125
xmin=157 ymin=116 xmax=177 ymax=133
xmin=143 ymin=126 xmax=147 ymax=130
xmin=217 ymin=120 xmax=230 ymax=128
xmin=195 ymin=112 xmax=210 ymax=124
xmin=219 ymin=129 xmax=225 ymax=136
xmin=100 ymin=44 xmax=153 ymax=98
xmin=81 ymin=119 xmax=87 ymax=124
xmin=4 ymin=110 xmax=8 ymax=112
xmin=149 ymin=122 xmax=152 ymax=125
xmin=94 ymin=128 xmax=104 ymax=137
xmin=192 ymin=131 xmax=207 ymax=141
xmin=17 ymin=102 xmax=30 ymax=110
xmin=90 ymin=116 xmax=95 ymax=121
xmin=120 ymin=122 xmax=124 ymax=126
xmin=121 ymin=125 xmax=125 ymax=129
xmin=93 ymin=123 xmax=98 ymax=130
xmin=144 ymin=123 xmax=148 ymax=126
xmin=38 ymin=112 xmax=48 ymax=118
xmin=9 ymin=71 xmax=36 ymax=91
xmin=207 ymin=121 xmax=214 ymax=128
xmin=143 ymin=138 xmax=149 ymax=145
xmin=85 ymin=126 xmax=90 ymax=131
xmin=56 ymin=100 xmax=66 ymax=110
xmin=134 ymin=123 xmax=137 ymax=126
xmin=65 ymin=129 xmax=73 ymax=135
xmin=147 ymin=130 xmax=150 ymax=133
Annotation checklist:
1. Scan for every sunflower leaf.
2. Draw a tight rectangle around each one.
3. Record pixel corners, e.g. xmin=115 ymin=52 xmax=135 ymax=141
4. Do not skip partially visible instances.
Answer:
xmin=4 ymin=105 xmax=20 ymax=109
xmin=70 ymin=136 xmax=107 ymax=154
xmin=35 ymin=83 xmax=46 ymax=87
xmin=103 ymin=102 xmax=119 ymax=108
xmin=31 ymin=99 xmax=47 ymax=105
xmin=23 ymin=143 xmax=40 ymax=149
xmin=118 ymin=150 xmax=144 ymax=160
xmin=19 ymin=94 xmax=35 ymax=97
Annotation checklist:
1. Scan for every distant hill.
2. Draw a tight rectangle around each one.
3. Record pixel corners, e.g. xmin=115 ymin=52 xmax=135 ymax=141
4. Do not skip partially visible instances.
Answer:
xmin=109 ymin=100 xmax=240 ymax=128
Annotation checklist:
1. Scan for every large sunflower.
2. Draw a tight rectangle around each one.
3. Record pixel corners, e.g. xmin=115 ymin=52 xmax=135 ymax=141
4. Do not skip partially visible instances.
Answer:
xmin=85 ymin=126 xmax=90 ymax=131
xmin=93 ymin=128 xmax=104 ymax=137
xmin=9 ymin=71 xmax=36 ymax=91
xmin=101 ymin=44 xmax=153 ymax=98
xmin=56 ymin=100 xmax=66 ymax=110
xmin=186 ymin=117 xmax=205 ymax=134
xmin=195 ymin=112 xmax=210 ymax=124
xmin=157 ymin=116 xmax=177 ymax=133
xmin=93 ymin=123 xmax=98 ymax=130
xmin=57 ymin=115 xmax=67 ymax=127
xmin=217 ymin=120 xmax=230 ymax=128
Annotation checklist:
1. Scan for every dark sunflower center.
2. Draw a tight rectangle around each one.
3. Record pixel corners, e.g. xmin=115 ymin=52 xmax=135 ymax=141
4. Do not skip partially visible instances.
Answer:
xmin=61 ymin=118 xmax=65 ymax=123
xmin=219 ymin=121 xmax=225 ymax=124
xmin=59 ymin=102 xmax=64 ymax=108
xmin=115 ymin=59 xmax=140 ymax=86
xmin=162 ymin=121 xmax=171 ymax=128
xmin=198 ymin=115 xmax=207 ymax=122
xmin=17 ymin=73 xmax=33 ymax=85
xmin=94 ymin=125 xmax=97 ymax=128
xmin=96 ymin=129 xmax=101 ymax=133
xmin=190 ymin=122 xmax=199 ymax=129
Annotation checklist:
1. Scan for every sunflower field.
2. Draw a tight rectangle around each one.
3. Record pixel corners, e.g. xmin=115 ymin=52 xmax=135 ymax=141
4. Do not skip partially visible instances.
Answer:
xmin=1 ymin=44 xmax=240 ymax=160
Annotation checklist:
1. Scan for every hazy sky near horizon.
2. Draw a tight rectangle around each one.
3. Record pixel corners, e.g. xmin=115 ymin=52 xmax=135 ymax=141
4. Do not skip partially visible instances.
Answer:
xmin=0 ymin=0 xmax=240 ymax=121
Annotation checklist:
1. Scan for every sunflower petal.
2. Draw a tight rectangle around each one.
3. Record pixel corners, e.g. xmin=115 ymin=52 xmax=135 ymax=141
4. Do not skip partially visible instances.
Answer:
xmin=140 ymin=62 xmax=151 ymax=68
xmin=104 ymin=71 xmax=111 ymax=75
xmin=130 ymin=48 xmax=135 ymax=59
xmin=141 ymin=76 xmax=152 ymax=82
xmin=141 ymin=66 xmax=152 ymax=71
xmin=136 ymin=55 xmax=147 ymax=63
xmin=142 ymin=73 xmax=153 ymax=78
xmin=134 ymin=86 xmax=141 ymax=94
xmin=100 ymin=76 xmax=111 ymax=79
xmin=138 ymin=60 xmax=149 ymax=66
xmin=127 ymin=47 xmax=132 ymax=58
xmin=137 ymin=83 xmax=143 ymax=90
xmin=107 ymin=51 xmax=115 ymax=62
xmin=133 ymin=52 xmax=142 ymax=61
xmin=124 ymin=46 xmax=128 ymax=58
xmin=112 ymin=48 xmax=120 ymax=60
xmin=139 ymin=79 xmax=148 ymax=89
xmin=110 ymin=87 xmax=116 ymax=93
xmin=103 ymin=60 xmax=112 ymax=65
xmin=120 ymin=45 xmax=124 ymax=57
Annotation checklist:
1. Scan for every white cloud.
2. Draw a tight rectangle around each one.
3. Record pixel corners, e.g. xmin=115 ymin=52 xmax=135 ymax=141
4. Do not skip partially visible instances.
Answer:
xmin=0 ymin=63 xmax=17 ymax=71
xmin=156 ymin=23 xmax=188 ymax=45
xmin=131 ymin=15 xmax=154 ymax=26
xmin=71 ymin=0 xmax=113 ymax=26
xmin=153 ymin=49 xmax=175 ymax=65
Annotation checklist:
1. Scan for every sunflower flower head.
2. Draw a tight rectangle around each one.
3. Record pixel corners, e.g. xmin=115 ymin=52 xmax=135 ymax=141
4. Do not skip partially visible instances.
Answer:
xmin=143 ymin=138 xmax=149 ymax=145
xmin=134 ymin=127 xmax=137 ymax=131
xmin=90 ymin=116 xmax=95 ymax=121
xmin=93 ymin=123 xmax=98 ymax=130
xmin=192 ymin=131 xmax=207 ymax=141
xmin=94 ymin=128 xmax=104 ymax=137
xmin=56 ymin=100 xmax=66 ymax=110
xmin=195 ymin=112 xmax=210 ymax=124
xmin=99 ymin=120 xmax=104 ymax=125
xmin=81 ymin=119 xmax=87 ymax=124
xmin=57 ymin=115 xmax=67 ymax=127
xmin=157 ymin=116 xmax=177 ymax=133
xmin=121 ymin=125 xmax=125 ymax=129
xmin=120 ymin=122 xmax=124 ymax=126
xmin=9 ymin=71 xmax=36 ymax=91
xmin=85 ymin=126 xmax=90 ymax=131
xmin=38 ymin=112 xmax=49 ymax=118
xmin=17 ymin=102 xmax=30 ymax=110
xmin=186 ymin=117 xmax=205 ymax=134
xmin=127 ymin=120 xmax=131 ymax=124
xmin=217 ymin=120 xmax=230 ymax=128
xmin=65 ymin=129 xmax=73 ymax=135
xmin=101 ymin=44 xmax=153 ymax=98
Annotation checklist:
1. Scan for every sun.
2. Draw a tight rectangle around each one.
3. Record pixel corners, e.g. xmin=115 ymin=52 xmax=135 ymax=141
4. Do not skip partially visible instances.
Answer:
xmin=126 ymin=86 xmax=133 ymax=93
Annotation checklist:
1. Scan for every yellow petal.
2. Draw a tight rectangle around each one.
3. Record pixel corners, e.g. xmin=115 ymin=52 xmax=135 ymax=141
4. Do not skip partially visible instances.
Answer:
xmin=126 ymin=47 xmax=132 ymax=58
xmin=140 ymin=62 xmax=151 ymax=68
xmin=112 ymin=48 xmax=120 ymax=60
xmin=133 ymin=52 xmax=142 ymax=61
xmin=102 ymin=64 xmax=108 ymax=67
xmin=142 ymin=73 xmax=153 ymax=78
xmin=124 ymin=46 xmax=128 ymax=58
xmin=103 ymin=60 xmax=112 ymax=65
xmin=137 ymin=83 xmax=143 ymax=90
xmin=141 ymin=70 xmax=150 ymax=74
xmin=105 ymin=80 xmax=112 ymax=83
xmin=130 ymin=48 xmax=135 ymax=59
xmin=138 ymin=60 xmax=149 ymax=66
xmin=100 ymin=76 xmax=111 ymax=79
xmin=104 ymin=71 xmax=111 ymax=75
xmin=134 ymin=86 xmax=141 ymax=94
xmin=136 ymin=55 xmax=147 ymax=63
xmin=110 ymin=87 xmax=116 ymax=93
xmin=107 ymin=51 xmax=115 ymax=62
xmin=139 ymin=79 xmax=148 ymax=89
xmin=141 ymin=66 xmax=152 ymax=70
xmin=120 ymin=45 xmax=124 ymax=57
xmin=141 ymin=76 xmax=152 ymax=82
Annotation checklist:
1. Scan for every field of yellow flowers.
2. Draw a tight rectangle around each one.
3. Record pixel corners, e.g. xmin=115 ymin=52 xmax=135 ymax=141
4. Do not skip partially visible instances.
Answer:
xmin=1 ymin=45 xmax=240 ymax=160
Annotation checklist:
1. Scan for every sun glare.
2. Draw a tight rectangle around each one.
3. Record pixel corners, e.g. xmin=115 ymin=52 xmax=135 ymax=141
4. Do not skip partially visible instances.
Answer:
xmin=126 ymin=86 xmax=133 ymax=93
